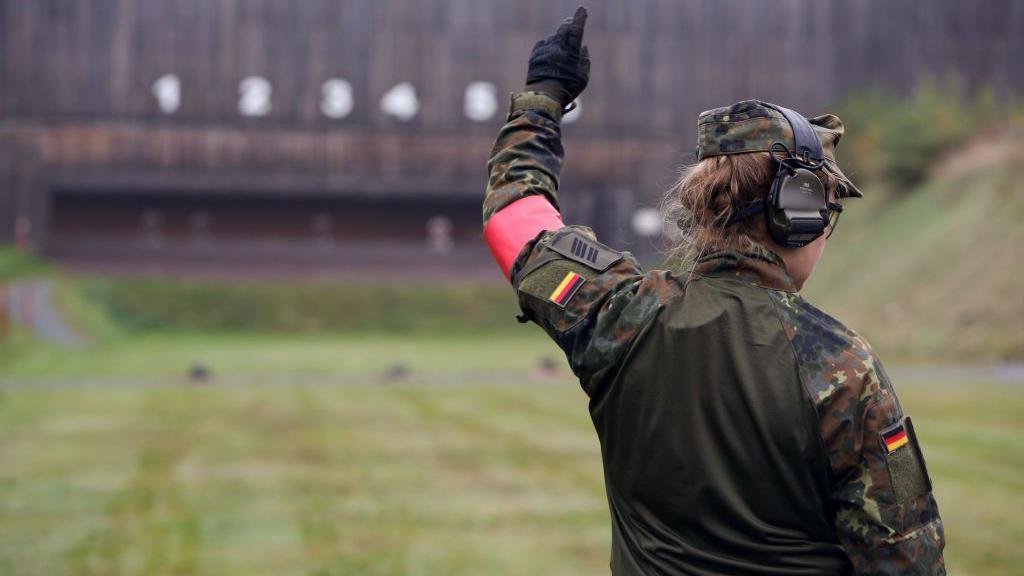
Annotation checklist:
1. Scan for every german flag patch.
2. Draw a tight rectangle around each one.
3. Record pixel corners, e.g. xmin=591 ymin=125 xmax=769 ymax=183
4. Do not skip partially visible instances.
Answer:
xmin=548 ymin=271 xmax=586 ymax=308
xmin=881 ymin=420 xmax=910 ymax=454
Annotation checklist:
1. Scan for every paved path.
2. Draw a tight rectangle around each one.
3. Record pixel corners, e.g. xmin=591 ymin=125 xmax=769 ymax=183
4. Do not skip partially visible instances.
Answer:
xmin=5 ymin=280 xmax=84 ymax=347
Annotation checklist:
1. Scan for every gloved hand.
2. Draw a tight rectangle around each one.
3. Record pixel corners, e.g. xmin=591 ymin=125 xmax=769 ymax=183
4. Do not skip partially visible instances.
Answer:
xmin=526 ymin=6 xmax=591 ymax=107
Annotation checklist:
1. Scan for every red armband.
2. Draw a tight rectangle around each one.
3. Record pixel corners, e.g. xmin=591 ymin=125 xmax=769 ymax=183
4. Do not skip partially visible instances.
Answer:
xmin=484 ymin=195 xmax=564 ymax=281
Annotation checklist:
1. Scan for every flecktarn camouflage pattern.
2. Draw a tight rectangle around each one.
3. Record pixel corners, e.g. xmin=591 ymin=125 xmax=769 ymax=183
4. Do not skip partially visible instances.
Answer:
xmin=696 ymin=100 xmax=863 ymax=198
xmin=483 ymin=94 xmax=564 ymax=227
xmin=771 ymin=290 xmax=946 ymax=574
xmin=697 ymin=99 xmax=841 ymax=159
xmin=483 ymin=92 xmax=944 ymax=574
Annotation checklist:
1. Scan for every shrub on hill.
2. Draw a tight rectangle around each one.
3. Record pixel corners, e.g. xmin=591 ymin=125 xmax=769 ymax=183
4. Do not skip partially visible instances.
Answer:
xmin=834 ymin=78 xmax=1009 ymax=191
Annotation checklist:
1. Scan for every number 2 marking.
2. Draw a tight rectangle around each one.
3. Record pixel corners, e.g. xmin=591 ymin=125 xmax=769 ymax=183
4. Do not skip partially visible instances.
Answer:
xmin=239 ymin=76 xmax=272 ymax=117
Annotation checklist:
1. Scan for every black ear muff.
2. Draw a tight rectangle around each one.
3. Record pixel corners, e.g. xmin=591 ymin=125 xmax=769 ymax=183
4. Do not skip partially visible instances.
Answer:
xmin=758 ymin=102 xmax=829 ymax=248
xmin=767 ymin=163 xmax=827 ymax=248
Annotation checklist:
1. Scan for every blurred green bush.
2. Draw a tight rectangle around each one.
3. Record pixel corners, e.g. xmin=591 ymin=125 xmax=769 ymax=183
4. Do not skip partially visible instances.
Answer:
xmin=833 ymin=77 xmax=1010 ymax=190
xmin=0 ymin=246 xmax=49 ymax=280
xmin=79 ymin=277 xmax=521 ymax=335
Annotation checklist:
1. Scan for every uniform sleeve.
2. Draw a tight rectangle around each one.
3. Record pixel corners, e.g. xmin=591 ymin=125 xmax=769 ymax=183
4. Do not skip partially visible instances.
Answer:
xmin=483 ymin=94 xmax=679 ymax=394
xmin=482 ymin=98 xmax=564 ymax=229
xmin=771 ymin=293 xmax=946 ymax=574
xmin=829 ymin=362 xmax=946 ymax=575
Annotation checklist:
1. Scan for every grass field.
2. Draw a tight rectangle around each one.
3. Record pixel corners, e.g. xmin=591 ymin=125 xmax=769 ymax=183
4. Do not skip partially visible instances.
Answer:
xmin=1 ymin=334 xmax=1022 ymax=575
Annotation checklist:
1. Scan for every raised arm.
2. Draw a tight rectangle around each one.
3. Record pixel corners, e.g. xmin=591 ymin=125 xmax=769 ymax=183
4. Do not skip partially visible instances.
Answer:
xmin=482 ymin=93 xmax=567 ymax=277
xmin=482 ymin=7 xmax=679 ymax=395
xmin=482 ymin=6 xmax=591 ymax=277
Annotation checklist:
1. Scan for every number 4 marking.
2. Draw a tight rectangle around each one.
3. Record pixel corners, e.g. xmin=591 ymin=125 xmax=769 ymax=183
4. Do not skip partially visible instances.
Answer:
xmin=152 ymin=74 xmax=181 ymax=115
xmin=381 ymin=82 xmax=419 ymax=121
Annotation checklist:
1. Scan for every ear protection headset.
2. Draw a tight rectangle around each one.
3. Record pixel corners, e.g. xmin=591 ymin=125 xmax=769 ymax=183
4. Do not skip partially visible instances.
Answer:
xmin=723 ymin=102 xmax=841 ymax=248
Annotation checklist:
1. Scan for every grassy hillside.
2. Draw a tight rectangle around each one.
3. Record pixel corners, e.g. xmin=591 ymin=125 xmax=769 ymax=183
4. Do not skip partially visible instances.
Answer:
xmin=804 ymin=124 xmax=1024 ymax=362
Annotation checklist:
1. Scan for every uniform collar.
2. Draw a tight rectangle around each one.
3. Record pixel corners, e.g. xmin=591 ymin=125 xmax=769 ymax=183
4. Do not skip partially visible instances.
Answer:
xmin=692 ymin=242 xmax=798 ymax=292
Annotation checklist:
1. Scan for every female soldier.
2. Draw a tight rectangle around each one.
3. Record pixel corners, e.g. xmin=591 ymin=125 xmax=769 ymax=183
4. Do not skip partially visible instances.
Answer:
xmin=482 ymin=7 xmax=945 ymax=576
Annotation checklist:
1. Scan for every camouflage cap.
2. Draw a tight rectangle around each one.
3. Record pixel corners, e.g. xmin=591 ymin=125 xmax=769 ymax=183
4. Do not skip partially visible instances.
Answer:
xmin=696 ymin=99 xmax=862 ymax=198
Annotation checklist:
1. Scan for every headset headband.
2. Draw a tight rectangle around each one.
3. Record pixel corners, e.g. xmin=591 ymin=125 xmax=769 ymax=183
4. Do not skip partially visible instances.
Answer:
xmin=758 ymin=101 xmax=823 ymax=163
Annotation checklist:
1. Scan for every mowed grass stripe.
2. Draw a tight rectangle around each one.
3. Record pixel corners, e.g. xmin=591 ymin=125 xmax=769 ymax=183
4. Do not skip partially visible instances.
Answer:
xmin=1 ymin=375 xmax=1022 ymax=574
xmin=1 ymin=382 xmax=610 ymax=575
xmin=0 ymin=333 xmax=565 ymax=380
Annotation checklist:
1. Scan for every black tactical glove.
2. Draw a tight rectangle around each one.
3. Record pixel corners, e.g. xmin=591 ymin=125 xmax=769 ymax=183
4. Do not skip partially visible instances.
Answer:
xmin=525 ymin=6 xmax=591 ymax=107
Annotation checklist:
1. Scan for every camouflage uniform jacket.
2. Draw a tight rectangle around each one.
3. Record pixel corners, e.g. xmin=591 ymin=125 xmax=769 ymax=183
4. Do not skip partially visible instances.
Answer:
xmin=483 ymin=96 xmax=945 ymax=575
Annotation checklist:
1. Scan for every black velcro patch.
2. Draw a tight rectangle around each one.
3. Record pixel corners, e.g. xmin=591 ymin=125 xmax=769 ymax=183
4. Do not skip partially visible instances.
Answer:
xmin=547 ymin=230 xmax=623 ymax=272
xmin=881 ymin=416 xmax=932 ymax=505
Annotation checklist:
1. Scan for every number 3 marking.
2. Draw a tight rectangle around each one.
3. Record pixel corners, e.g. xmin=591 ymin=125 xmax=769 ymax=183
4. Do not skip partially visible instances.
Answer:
xmin=321 ymin=79 xmax=354 ymax=119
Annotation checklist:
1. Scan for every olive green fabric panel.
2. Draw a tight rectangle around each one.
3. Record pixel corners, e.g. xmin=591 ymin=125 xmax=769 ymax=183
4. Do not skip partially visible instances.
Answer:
xmin=598 ymin=275 xmax=851 ymax=575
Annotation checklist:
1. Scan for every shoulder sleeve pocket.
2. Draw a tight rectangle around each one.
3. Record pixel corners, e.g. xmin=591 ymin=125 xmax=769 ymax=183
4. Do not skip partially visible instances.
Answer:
xmin=518 ymin=259 xmax=600 ymax=333
xmin=880 ymin=416 xmax=932 ymax=505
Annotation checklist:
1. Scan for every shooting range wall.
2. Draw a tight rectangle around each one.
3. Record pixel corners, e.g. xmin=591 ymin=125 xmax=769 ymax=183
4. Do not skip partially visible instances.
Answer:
xmin=1 ymin=0 xmax=1022 ymax=274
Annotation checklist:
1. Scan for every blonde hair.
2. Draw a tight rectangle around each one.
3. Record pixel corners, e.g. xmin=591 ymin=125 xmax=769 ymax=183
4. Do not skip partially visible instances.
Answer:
xmin=661 ymin=152 xmax=854 ymax=269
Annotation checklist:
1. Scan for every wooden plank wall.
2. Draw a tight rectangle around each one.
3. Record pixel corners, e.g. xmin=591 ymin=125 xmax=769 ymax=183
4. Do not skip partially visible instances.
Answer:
xmin=0 ymin=0 xmax=1022 ymax=246
xmin=3 ymin=0 xmax=1022 ymax=130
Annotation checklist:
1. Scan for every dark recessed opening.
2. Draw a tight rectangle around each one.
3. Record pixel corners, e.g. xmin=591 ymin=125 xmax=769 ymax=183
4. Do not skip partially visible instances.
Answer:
xmin=46 ymin=190 xmax=491 ymax=278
